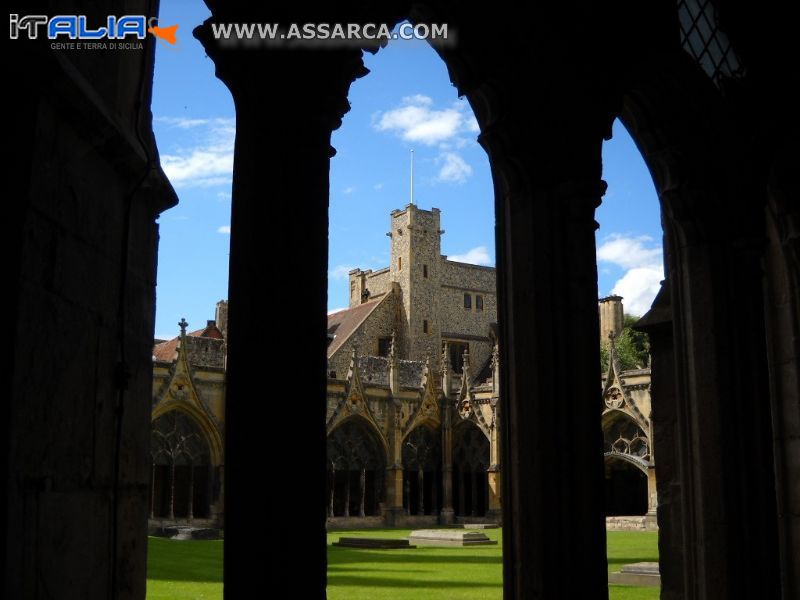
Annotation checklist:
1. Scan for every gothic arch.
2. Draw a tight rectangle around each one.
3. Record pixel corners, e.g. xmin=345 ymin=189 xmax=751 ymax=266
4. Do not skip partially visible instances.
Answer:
xmin=401 ymin=414 xmax=440 ymax=443
xmin=603 ymin=450 xmax=649 ymax=476
xmin=603 ymin=452 xmax=649 ymax=516
xmin=602 ymin=410 xmax=651 ymax=465
xmin=453 ymin=418 xmax=491 ymax=452
xmin=150 ymin=409 xmax=215 ymax=521
xmin=452 ymin=420 xmax=490 ymax=517
xmin=326 ymin=415 xmax=387 ymax=518
xmin=326 ymin=415 xmax=388 ymax=471
xmin=617 ymin=43 xmax=783 ymax=596
xmin=152 ymin=401 xmax=223 ymax=466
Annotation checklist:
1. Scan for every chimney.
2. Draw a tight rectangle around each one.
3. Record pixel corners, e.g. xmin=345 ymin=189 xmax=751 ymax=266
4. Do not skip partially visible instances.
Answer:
xmin=598 ymin=296 xmax=624 ymax=342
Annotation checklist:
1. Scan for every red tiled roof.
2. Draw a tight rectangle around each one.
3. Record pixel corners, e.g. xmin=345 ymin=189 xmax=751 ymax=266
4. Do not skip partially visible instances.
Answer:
xmin=152 ymin=324 xmax=224 ymax=362
xmin=153 ymin=337 xmax=179 ymax=362
xmin=327 ymin=297 xmax=386 ymax=358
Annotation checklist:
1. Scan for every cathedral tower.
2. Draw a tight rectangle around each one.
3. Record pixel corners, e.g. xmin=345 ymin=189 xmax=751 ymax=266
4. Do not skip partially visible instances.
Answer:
xmin=388 ymin=204 xmax=443 ymax=361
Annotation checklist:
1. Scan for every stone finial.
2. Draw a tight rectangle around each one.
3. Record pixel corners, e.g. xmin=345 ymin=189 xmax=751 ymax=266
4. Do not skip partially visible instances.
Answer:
xmin=441 ymin=341 xmax=450 ymax=374
xmin=389 ymin=330 xmax=397 ymax=360
xmin=179 ymin=318 xmax=188 ymax=336
xmin=491 ymin=343 xmax=500 ymax=395
xmin=388 ymin=340 xmax=400 ymax=396
xmin=347 ymin=344 xmax=360 ymax=386
xmin=459 ymin=347 xmax=472 ymax=395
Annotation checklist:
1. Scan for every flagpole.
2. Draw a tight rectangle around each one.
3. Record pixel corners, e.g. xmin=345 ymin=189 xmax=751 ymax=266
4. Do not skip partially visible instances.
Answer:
xmin=410 ymin=148 xmax=415 ymax=205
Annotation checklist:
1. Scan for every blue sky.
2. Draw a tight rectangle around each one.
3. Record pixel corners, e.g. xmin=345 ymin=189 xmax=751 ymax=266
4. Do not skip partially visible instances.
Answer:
xmin=151 ymin=1 xmax=663 ymax=339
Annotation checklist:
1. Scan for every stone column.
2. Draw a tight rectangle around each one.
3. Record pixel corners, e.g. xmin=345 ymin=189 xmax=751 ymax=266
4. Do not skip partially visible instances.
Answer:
xmin=635 ymin=284 xmax=683 ymax=597
xmin=343 ymin=472 xmax=350 ymax=518
xmin=487 ymin=396 xmax=502 ymax=521
xmin=763 ymin=184 xmax=800 ymax=600
xmin=487 ymin=466 xmax=502 ymax=519
xmin=359 ymin=468 xmax=366 ymax=518
xmin=194 ymin=15 xmax=369 ymax=595
xmin=471 ymin=470 xmax=478 ymax=517
xmin=431 ymin=472 xmax=439 ymax=514
xmin=417 ymin=468 xmax=425 ymax=515
xmin=646 ymin=465 xmax=657 ymax=517
xmin=458 ymin=469 xmax=466 ymax=518
xmin=440 ymin=385 xmax=455 ymax=524
xmin=329 ymin=465 xmax=336 ymax=518
xmin=168 ymin=461 xmax=175 ymax=520
xmin=488 ymin=137 xmax=609 ymax=597
xmin=385 ymin=399 xmax=405 ymax=525
xmin=187 ymin=462 xmax=195 ymax=521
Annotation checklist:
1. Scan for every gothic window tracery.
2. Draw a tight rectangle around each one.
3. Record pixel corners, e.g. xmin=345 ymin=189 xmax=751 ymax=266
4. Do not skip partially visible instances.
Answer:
xmin=151 ymin=410 xmax=209 ymax=466
xmin=603 ymin=416 xmax=650 ymax=462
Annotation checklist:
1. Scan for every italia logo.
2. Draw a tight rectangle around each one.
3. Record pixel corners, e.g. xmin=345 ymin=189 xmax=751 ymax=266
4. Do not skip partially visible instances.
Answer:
xmin=9 ymin=14 xmax=178 ymax=44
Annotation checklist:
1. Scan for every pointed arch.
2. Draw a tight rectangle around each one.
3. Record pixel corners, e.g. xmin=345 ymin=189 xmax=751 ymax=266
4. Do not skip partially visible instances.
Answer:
xmin=152 ymin=402 xmax=223 ymax=467
xmin=327 ymin=413 xmax=389 ymax=466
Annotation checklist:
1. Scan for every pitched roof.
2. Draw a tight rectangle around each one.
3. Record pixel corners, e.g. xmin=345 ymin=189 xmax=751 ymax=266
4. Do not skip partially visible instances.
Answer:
xmin=152 ymin=323 xmax=225 ymax=363
xmin=327 ymin=297 xmax=386 ymax=358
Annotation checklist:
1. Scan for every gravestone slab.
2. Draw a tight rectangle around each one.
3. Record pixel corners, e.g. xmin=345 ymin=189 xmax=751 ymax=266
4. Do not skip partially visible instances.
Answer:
xmin=409 ymin=529 xmax=498 ymax=546
xmin=333 ymin=537 xmax=416 ymax=549
xmin=608 ymin=562 xmax=661 ymax=587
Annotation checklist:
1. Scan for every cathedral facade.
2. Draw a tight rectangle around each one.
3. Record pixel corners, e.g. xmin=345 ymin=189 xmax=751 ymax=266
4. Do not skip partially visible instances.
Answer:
xmin=324 ymin=204 xmax=656 ymax=527
xmin=147 ymin=203 xmax=657 ymax=530
xmin=150 ymin=204 xmax=657 ymax=527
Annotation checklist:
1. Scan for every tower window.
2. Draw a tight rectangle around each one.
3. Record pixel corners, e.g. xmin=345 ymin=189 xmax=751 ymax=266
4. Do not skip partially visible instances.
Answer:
xmin=398 ymin=257 xmax=402 ymax=271
xmin=423 ymin=320 xmax=429 ymax=334
xmin=464 ymin=293 xmax=472 ymax=309
xmin=476 ymin=295 xmax=484 ymax=311
xmin=423 ymin=264 xmax=428 ymax=278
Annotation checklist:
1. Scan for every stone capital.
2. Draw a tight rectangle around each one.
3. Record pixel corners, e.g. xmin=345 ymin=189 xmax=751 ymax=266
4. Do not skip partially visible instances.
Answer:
xmin=194 ymin=22 xmax=369 ymax=133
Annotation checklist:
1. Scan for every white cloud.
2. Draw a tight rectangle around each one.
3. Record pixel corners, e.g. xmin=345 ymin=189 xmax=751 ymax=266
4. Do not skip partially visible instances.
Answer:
xmin=597 ymin=234 xmax=662 ymax=270
xmin=448 ymin=246 xmax=493 ymax=266
xmin=436 ymin=152 xmax=473 ymax=183
xmin=217 ymin=191 xmax=231 ymax=201
xmin=373 ymin=96 xmax=478 ymax=186
xmin=158 ymin=117 xmax=235 ymax=188
xmin=373 ymin=96 xmax=475 ymax=146
xmin=610 ymin=267 xmax=664 ymax=317
xmin=598 ymin=234 xmax=664 ymax=316
xmin=156 ymin=116 xmax=211 ymax=129
xmin=217 ymin=225 xmax=231 ymax=234
xmin=403 ymin=94 xmax=434 ymax=106
xmin=329 ymin=265 xmax=354 ymax=280
xmin=373 ymin=183 xmax=384 ymax=190
xmin=342 ymin=186 xmax=354 ymax=195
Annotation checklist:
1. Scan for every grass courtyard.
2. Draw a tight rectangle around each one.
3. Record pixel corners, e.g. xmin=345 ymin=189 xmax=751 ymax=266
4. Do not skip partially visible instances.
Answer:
xmin=146 ymin=529 xmax=659 ymax=599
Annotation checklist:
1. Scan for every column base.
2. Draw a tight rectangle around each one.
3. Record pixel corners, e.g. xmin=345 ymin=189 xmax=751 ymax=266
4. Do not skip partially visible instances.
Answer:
xmin=439 ymin=508 xmax=455 ymax=525
xmin=383 ymin=507 xmax=406 ymax=527
xmin=485 ymin=508 xmax=503 ymax=524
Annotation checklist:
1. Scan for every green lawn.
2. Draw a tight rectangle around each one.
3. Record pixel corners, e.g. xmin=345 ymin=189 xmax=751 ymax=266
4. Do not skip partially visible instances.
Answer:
xmin=147 ymin=530 xmax=658 ymax=599
xmin=147 ymin=537 xmax=223 ymax=600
